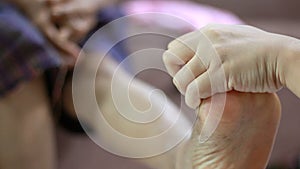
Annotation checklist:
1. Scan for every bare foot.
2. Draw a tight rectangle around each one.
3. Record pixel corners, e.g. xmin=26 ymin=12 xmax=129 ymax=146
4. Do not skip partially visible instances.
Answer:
xmin=177 ymin=92 xmax=281 ymax=169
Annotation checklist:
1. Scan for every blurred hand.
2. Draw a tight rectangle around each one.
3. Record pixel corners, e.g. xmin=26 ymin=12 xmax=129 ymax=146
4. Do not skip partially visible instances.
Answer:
xmin=49 ymin=0 xmax=105 ymax=17
xmin=13 ymin=0 xmax=80 ymax=60
xmin=163 ymin=24 xmax=292 ymax=108
xmin=47 ymin=0 xmax=113 ymax=41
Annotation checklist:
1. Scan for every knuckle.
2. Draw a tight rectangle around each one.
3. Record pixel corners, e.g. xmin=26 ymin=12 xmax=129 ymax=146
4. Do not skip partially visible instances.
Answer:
xmin=213 ymin=45 xmax=228 ymax=64
xmin=201 ymin=24 xmax=223 ymax=40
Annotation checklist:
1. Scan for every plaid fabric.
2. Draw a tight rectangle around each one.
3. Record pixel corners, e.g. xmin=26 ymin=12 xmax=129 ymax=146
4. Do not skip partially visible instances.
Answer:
xmin=0 ymin=2 xmax=62 ymax=97
xmin=0 ymin=2 xmax=127 ymax=101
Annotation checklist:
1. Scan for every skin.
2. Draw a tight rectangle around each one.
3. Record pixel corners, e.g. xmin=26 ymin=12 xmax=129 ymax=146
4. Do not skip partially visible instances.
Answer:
xmin=0 ymin=59 xmax=281 ymax=169
xmin=46 ymin=0 xmax=120 ymax=43
xmin=47 ymin=0 xmax=100 ymax=42
xmin=1 ymin=3 xmax=286 ymax=168
xmin=63 ymin=56 xmax=192 ymax=169
xmin=0 ymin=1 xmax=113 ymax=169
xmin=0 ymin=77 xmax=56 ymax=169
xmin=177 ymin=92 xmax=281 ymax=169
xmin=8 ymin=0 xmax=80 ymax=64
xmin=64 ymin=56 xmax=281 ymax=168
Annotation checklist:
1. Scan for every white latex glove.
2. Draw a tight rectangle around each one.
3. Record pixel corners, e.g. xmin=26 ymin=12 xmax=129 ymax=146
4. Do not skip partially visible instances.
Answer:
xmin=163 ymin=24 xmax=294 ymax=109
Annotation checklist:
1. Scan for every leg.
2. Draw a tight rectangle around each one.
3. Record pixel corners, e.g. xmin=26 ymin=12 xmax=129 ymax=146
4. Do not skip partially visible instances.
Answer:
xmin=65 ymin=55 xmax=281 ymax=168
xmin=0 ymin=77 xmax=56 ymax=169
xmin=63 ymin=56 xmax=191 ymax=169
xmin=177 ymin=92 xmax=281 ymax=169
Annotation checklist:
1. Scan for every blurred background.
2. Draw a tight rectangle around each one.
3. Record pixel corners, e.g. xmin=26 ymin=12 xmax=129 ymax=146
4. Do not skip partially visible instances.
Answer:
xmin=1 ymin=0 xmax=299 ymax=168
xmin=56 ymin=0 xmax=300 ymax=169
xmin=197 ymin=0 xmax=300 ymax=38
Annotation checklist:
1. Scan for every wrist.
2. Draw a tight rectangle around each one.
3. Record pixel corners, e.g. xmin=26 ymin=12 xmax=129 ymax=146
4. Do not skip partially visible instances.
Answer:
xmin=273 ymin=35 xmax=300 ymax=86
xmin=279 ymin=37 xmax=300 ymax=96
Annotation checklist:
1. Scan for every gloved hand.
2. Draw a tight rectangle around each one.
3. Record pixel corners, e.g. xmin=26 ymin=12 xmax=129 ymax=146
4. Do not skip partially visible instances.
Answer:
xmin=163 ymin=24 xmax=294 ymax=108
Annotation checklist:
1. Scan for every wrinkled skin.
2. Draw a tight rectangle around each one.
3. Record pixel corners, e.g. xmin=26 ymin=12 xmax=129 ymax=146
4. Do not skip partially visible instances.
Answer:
xmin=177 ymin=92 xmax=281 ymax=169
